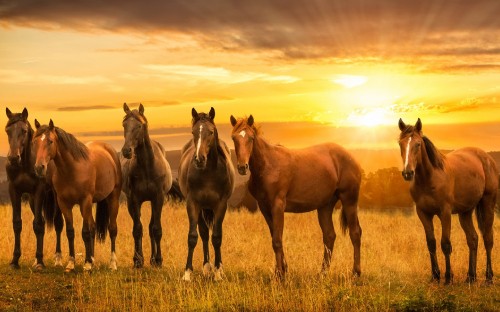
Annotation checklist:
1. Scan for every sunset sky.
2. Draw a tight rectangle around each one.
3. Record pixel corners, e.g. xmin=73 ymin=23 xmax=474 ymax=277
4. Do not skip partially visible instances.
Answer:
xmin=1 ymin=0 xmax=500 ymax=155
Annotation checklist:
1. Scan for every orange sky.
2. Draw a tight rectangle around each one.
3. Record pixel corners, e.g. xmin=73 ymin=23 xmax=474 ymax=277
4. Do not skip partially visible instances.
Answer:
xmin=1 ymin=0 xmax=499 ymax=155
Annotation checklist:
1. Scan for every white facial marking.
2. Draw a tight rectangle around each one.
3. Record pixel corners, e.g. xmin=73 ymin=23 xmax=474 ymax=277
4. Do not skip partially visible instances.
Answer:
xmin=196 ymin=125 xmax=203 ymax=159
xmin=404 ymin=137 xmax=412 ymax=169
xmin=239 ymin=130 xmax=246 ymax=138
xmin=41 ymin=134 xmax=46 ymax=141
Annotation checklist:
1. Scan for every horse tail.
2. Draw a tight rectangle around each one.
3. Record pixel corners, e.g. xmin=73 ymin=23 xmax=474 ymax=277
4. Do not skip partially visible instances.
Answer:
xmin=201 ymin=209 xmax=214 ymax=229
xmin=96 ymin=199 xmax=110 ymax=242
xmin=476 ymin=205 xmax=486 ymax=234
xmin=43 ymin=188 xmax=57 ymax=229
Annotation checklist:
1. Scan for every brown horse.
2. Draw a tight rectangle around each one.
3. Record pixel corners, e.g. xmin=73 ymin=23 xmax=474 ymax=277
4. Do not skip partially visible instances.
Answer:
xmin=398 ymin=118 xmax=497 ymax=284
xmin=32 ymin=120 xmax=122 ymax=272
xmin=5 ymin=108 xmax=63 ymax=269
xmin=230 ymin=115 xmax=362 ymax=279
xmin=121 ymin=103 xmax=173 ymax=268
xmin=179 ymin=107 xmax=234 ymax=281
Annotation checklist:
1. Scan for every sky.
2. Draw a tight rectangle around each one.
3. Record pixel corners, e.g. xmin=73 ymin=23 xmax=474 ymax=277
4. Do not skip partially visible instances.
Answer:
xmin=1 ymin=0 xmax=500 ymax=155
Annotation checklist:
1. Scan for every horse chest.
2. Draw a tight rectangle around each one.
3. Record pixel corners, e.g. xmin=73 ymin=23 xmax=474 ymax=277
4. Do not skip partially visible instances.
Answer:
xmin=129 ymin=173 xmax=163 ymax=195
xmin=9 ymin=172 xmax=38 ymax=192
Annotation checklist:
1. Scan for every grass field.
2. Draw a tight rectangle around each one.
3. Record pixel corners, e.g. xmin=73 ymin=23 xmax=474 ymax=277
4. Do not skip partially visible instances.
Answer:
xmin=0 ymin=201 xmax=499 ymax=311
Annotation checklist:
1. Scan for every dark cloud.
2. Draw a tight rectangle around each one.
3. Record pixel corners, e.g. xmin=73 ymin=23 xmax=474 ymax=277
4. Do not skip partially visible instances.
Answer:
xmin=1 ymin=0 xmax=499 ymax=62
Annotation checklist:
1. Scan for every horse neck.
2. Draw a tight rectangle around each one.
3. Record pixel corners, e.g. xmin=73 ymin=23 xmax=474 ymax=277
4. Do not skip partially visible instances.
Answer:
xmin=135 ymin=126 xmax=155 ymax=165
xmin=23 ymin=127 xmax=34 ymax=170
xmin=249 ymin=134 xmax=274 ymax=174
xmin=414 ymin=141 xmax=436 ymax=183
xmin=52 ymin=144 xmax=81 ymax=176
xmin=206 ymin=129 xmax=220 ymax=169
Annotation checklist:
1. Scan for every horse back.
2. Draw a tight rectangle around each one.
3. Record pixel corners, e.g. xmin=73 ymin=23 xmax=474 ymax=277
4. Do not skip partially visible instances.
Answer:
xmin=447 ymin=147 xmax=498 ymax=209
xmin=86 ymin=141 xmax=122 ymax=202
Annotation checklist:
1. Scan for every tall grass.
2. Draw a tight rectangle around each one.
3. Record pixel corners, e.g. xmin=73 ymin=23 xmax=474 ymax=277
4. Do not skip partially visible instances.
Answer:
xmin=0 ymin=202 xmax=498 ymax=311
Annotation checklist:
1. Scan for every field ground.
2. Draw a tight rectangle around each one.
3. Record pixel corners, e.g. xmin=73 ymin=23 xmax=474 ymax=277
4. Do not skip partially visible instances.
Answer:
xmin=0 ymin=202 xmax=499 ymax=311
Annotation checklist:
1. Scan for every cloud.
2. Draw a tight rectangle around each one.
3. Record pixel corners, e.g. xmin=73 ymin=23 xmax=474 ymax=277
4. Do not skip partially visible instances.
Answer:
xmin=57 ymin=105 xmax=115 ymax=111
xmin=1 ymin=0 xmax=498 ymax=63
xmin=0 ymin=69 xmax=111 ymax=85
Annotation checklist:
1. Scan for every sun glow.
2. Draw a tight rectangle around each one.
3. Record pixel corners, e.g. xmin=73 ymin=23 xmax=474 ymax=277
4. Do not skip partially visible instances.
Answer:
xmin=332 ymin=75 xmax=367 ymax=88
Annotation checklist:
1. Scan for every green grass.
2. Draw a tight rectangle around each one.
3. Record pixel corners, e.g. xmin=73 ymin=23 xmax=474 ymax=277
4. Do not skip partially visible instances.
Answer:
xmin=0 ymin=202 xmax=498 ymax=311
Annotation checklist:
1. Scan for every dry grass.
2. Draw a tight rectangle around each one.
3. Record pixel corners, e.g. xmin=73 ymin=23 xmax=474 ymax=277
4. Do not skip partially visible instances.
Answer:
xmin=0 ymin=202 xmax=499 ymax=311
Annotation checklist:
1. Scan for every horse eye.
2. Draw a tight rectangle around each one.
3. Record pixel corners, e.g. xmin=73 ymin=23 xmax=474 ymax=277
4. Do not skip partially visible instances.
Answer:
xmin=48 ymin=139 xmax=53 ymax=145
xmin=209 ymin=131 xmax=214 ymax=136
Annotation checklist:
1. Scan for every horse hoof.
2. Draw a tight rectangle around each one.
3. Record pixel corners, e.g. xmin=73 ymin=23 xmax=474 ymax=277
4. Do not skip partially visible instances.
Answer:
xmin=83 ymin=262 xmax=93 ymax=272
xmin=202 ymin=263 xmax=212 ymax=277
xmin=54 ymin=253 xmax=63 ymax=267
xmin=109 ymin=252 xmax=117 ymax=270
xmin=150 ymin=258 xmax=162 ymax=268
xmin=465 ymin=276 xmax=476 ymax=284
xmin=32 ymin=261 xmax=45 ymax=271
xmin=182 ymin=269 xmax=193 ymax=282
xmin=10 ymin=262 xmax=20 ymax=270
xmin=214 ymin=267 xmax=225 ymax=282
xmin=65 ymin=257 xmax=76 ymax=273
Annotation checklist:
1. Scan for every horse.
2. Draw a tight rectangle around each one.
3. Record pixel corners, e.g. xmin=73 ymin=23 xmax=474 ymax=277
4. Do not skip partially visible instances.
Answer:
xmin=398 ymin=118 xmax=497 ymax=284
xmin=121 ymin=103 xmax=173 ymax=268
xmin=230 ymin=115 xmax=362 ymax=280
xmin=4 ymin=108 xmax=64 ymax=269
xmin=32 ymin=119 xmax=122 ymax=272
xmin=179 ymin=107 xmax=234 ymax=281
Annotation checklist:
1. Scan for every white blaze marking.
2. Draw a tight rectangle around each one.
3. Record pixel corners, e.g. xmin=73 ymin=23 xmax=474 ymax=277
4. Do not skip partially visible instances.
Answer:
xmin=196 ymin=125 xmax=203 ymax=159
xmin=239 ymin=130 xmax=246 ymax=138
xmin=404 ymin=137 xmax=412 ymax=169
xmin=41 ymin=134 xmax=46 ymax=141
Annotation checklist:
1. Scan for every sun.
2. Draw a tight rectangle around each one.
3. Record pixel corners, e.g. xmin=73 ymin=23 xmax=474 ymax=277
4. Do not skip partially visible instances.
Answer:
xmin=346 ymin=107 xmax=392 ymax=127
xmin=332 ymin=75 xmax=367 ymax=88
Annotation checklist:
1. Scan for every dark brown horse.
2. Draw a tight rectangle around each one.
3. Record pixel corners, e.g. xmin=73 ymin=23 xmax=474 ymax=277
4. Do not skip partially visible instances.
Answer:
xmin=121 ymin=103 xmax=173 ymax=268
xmin=179 ymin=107 xmax=234 ymax=281
xmin=398 ymin=118 xmax=497 ymax=284
xmin=5 ymin=108 xmax=63 ymax=269
xmin=32 ymin=120 xmax=122 ymax=272
xmin=230 ymin=115 xmax=362 ymax=279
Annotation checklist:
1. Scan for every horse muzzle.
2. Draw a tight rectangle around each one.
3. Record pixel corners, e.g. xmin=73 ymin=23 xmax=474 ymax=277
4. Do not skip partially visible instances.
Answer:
xmin=7 ymin=154 xmax=21 ymax=165
xmin=194 ymin=155 xmax=207 ymax=169
xmin=402 ymin=170 xmax=414 ymax=181
xmin=121 ymin=147 xmax=133 ymax=159
xmin=34 ymin=164 xmax=47 ymax=178
xmin=237 ymin=163 xmax=249 ymax=175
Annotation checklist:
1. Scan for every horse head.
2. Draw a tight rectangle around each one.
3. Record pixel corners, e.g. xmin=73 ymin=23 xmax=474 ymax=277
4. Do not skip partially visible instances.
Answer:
xmin=121 ymin=103 xmax=147 ymax=159
xmin=230 ymin=114 xmax=255 ymax=175
xmin=191 ymin=107 xmax=217 ymax=169
xmin=5 ymin=107 xmax=31 ymax=165
xmin=398 ymin=118 xmax=423 ymax=181
xmin=32 ymin=119 xmax=57 ymax=177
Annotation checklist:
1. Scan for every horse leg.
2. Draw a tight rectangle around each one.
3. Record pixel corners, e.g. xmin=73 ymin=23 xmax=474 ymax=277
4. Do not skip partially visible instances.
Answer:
xmin=212 ymin=202 xmax=228 ymax=281
xmin=339 ymin=192 xmax=362 ymax=277
xmin=107 ymin=191 xmax=120 ymax=270
xmin=58 ymin=200 xmax=76 ymax=273
xmin=416 ymin=209 xmax=440 ymax=281
xmin=271 ymin=197 xmax=287 ymax=280
xmin=9 ymin=184 xmax=22 ymax=269
xmin=32 ymin=187 xmax=46 ymax=270
xmin=198 ymin=210 xmax=211 ymax=277
xmin=54 ymin=206 xmax=64 ymax=267
xmin=439 ymin=210 xmax=453 ymax=285
xmin=477 ymin=195 xmax=496 ymax=283
xmin=80 ymin=196 xmax=96 ymax=271
xmin=317 ymin=203 xmax=336 ymax=274
xmin=183 ymin=199 xmax=200 ymax=281
xmin=127 ymin=196 xmax=144 ymax=268
xmin=150 ymin=194 xmax=164 ymax=267
xmin=458 ymin=211 xmax=478 ymax=283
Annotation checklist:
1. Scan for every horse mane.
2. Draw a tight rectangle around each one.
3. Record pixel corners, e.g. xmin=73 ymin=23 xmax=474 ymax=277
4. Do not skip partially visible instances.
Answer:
xmin=422 ymin=136 xmax=445 ymax=170
xmin=35 ymin=125 xmax=89 ymax=160
xmin=192 ymin=112 xmax=213 ymax=125
xmin=124 ymin=110 xmax=148 ymax=125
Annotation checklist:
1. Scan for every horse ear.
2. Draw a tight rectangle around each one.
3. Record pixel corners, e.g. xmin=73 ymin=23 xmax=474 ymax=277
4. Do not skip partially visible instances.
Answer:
xmin=415 ymin=118 xmax=422 ymax=132
xmin=49 ymin=119 xmax=54 ymax=130
xmin=34 ymin=119 xmax=41 ymax=129
xmin=209 ymin=107 xmax=215 ymax=120
xmin=139 ymin=103 xmax=144 ymax=115
xmin=191 ymin=108 xmax=198 ymax=119
xmin=123 ymin=102 xmax=131 ymax=114
xmin=6 ymin=107 xmax=12 ymax=119
xmin=398 ymin=118 xmax=406 ymax=131
xmin=230 ymin=115 xmax=237 ymax=127
xmin=21 ymin=107 xmax=28 ymax=120
xmin=248 ymin=115 xmax=254 ymax=127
